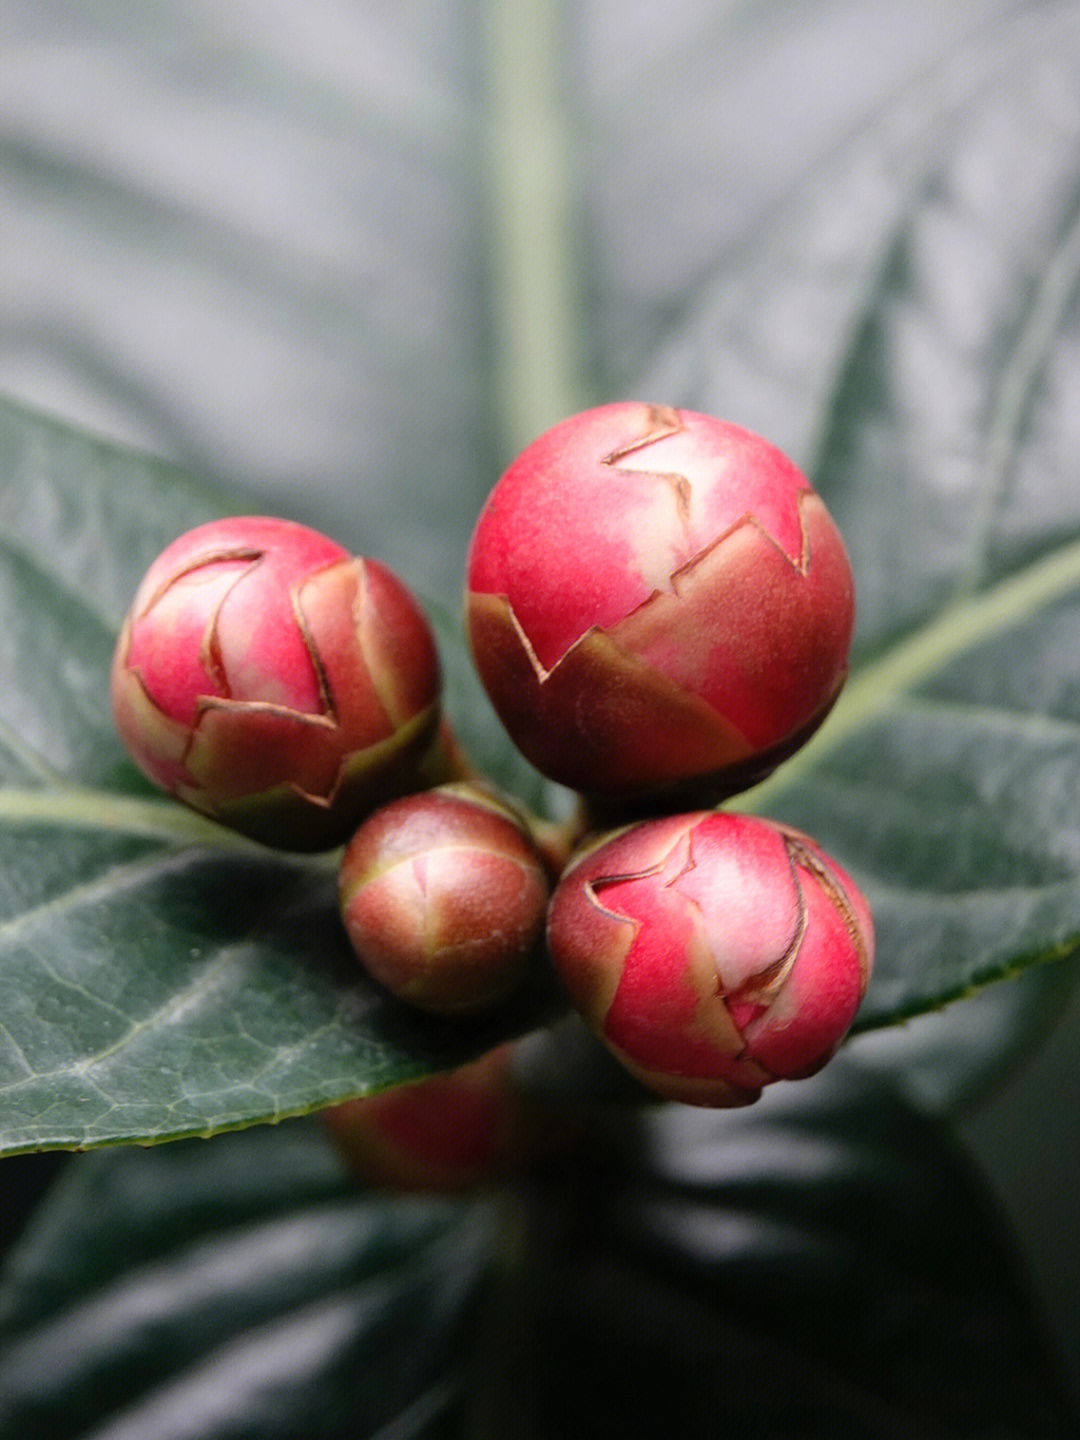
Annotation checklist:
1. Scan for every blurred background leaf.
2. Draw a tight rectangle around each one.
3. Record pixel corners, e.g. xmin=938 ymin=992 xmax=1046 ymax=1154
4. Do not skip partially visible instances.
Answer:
xmin=1 ymin=1064 xmax=1075 ymax=1439
xmin=0 ymin=1120 xmax=489 ymax=1440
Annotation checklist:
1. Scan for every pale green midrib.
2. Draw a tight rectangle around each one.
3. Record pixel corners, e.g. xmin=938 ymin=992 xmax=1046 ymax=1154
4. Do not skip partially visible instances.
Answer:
xmin=485 ymin=0 xmax=585 ymax=454
xmin=736 ymin=533 xmax=1080 ymax=812
xmin=0 ymin=786 xmax=256 ymax=849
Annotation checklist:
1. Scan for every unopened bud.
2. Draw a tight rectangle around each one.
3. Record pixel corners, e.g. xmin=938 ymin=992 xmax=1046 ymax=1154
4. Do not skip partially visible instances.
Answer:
xmin=322 ymin=1045 xmax=578 ymax=1192
xmin=547 ymin=811 xmax=874 ymax=1106
xmin=466 ymin=403 xmax=854 ymax=803
xmin=338 ymin=783 xmax=549 ymax=1013
xmin=111 ymin=517 xmax=441 ymax=850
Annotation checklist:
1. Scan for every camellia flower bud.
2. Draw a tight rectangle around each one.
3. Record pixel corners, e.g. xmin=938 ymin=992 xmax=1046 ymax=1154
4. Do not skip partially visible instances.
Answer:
xmin=111 ymin=516 xmax=441 ymax=850
xmin=466 ymin=403 xmax=854 ymax=803
xmin=322 ymin=1045 xmax=578 ymax=1192
xmin=338 ymin=783 xmax=549 ymax=1014
xmin=546 ymin=811 xmax=874 ymax=1107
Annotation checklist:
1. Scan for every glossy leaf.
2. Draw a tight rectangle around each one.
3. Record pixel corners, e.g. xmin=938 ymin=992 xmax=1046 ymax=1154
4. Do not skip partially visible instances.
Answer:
xmin=3 ymin=1 xmax=1080 ymax=1150
xmin=0 ymin=1 xmax=491 ymax=608
xmin=694 ymin=5 xmax=1080 ymax=1051
xmin=0 ymin=401 xmax=560 ymax=1156
xmin=492 ymin=1061 xmax=1079 ymax=1438
xmin=0 ymin=1067 xmax=1074 ymax=1439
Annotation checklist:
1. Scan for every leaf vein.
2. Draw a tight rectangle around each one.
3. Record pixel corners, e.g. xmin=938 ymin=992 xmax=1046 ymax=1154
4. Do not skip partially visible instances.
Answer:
xmin=740 ymin=532 xmax=1080 ymax=809
xmin=0 ymin=848 xmax=201 ymax=955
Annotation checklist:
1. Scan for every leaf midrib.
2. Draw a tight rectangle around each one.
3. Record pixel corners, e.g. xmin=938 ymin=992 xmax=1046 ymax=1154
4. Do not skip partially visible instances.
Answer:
xmin=0 ymin=786 xmax=252 ymax=849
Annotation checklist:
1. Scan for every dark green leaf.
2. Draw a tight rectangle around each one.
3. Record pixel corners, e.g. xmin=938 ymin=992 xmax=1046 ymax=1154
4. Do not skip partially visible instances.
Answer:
xmin=486 ymin=1061 xmax=1078 ymax=1439
xmin=5 ymin=1 xmax=1080 ymax=1146
xmin=4 ymin=1069 xmax=1073 ymax=1440
xmin=627 ymin=2 xmax=1080 ymax=1090
xmin=0 ymin=1120 xmax=487 ymax=1440
xmin=0 ymin=401 xmax=560 ymax=1156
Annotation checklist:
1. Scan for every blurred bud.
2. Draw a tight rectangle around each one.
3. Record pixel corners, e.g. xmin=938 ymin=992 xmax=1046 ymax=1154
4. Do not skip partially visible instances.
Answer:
xmin=338 ymin=783 xmax=549 ymax=1013
xmin=466 ymin=403 xmax=854 ymax=803
xmin=111 ymin=517 xmax=441 ymax=850
xmin=322 ymin=1045 xmax=578 ymax=1191
xmin=546 ymin=811 xmax=874 ymax=1107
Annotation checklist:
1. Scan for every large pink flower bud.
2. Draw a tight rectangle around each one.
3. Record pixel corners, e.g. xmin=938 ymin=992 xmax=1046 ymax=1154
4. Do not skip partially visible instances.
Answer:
xmin=466 ymin=403 xmax=854 ymax=802
xmin=546 ymin=812 xmax=874 ymax=1107
xmin=111 ymin=517 xmax=441 ymax=850
xmin=338 ymin=783 xmax=549 ymax=1014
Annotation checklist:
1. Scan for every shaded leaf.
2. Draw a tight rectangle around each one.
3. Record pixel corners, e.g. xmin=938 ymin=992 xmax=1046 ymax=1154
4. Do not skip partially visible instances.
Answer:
xmin=3 ymin=1067 xmax=1074 ymax=1440
xmin=0 ymin=1120 xmax=487 ymax=1440
xmin=0 ymin=1 xmax=492 ymax=608
xmin=489 ymin=1060 xmax=1078 ymax=1438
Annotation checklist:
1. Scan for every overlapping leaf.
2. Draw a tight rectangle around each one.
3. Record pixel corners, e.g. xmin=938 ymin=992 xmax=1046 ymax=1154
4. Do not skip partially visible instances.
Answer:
xmin=0 ymin=1121 xmax=487 ymax=1440
xmin=1 ymin=1066 xmax=1074 ymax=1439
xmin=3 ymin=1 xmax=1080 ymax=1153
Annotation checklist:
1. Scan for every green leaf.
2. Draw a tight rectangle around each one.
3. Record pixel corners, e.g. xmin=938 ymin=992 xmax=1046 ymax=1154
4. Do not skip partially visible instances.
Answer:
xmin=0 ymin=3 xmax=494 ymax=610
xmin=5 ymin=1 xmax=1080 ymax=1146
xmin=633 ymin=3 xmax=1080 ymax=1091
xmin=1 ymin=1067 xmax=1074 ymax=1439
xmin=0 ymin=400 xmax=561 ymax=1156
xmin=484 ymin=1061 xmax=1079 ymax=1438
xmin=0 ymin=1120 xmax=488 ymax=1440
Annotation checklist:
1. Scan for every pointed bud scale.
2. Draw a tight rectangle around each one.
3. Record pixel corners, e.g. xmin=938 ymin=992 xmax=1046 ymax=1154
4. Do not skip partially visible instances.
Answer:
xmin=111 ymin=517 xmax=441 ymax=850
xmin=546 ymin=812 xmax=874 ymax=1107
xmin=338 ymin=783 xmax=549 ymax=1014
xmin=466 ymin=403 xmax=854 ymax=802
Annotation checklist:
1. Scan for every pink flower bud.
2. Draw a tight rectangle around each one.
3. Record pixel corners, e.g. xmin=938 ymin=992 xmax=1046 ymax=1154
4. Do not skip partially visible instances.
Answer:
xmin=111 ymin=517 xmax=441 ymax=850
xmin=338 ymin=783 xmax=549 ymax=1014
xmin=546 ymin=812 xmax=874 ymax=1107
xmin=466 ymin=403 xmax=854 ymax=802
xmin=322 ymin=1045 xmax=578 ymax=1192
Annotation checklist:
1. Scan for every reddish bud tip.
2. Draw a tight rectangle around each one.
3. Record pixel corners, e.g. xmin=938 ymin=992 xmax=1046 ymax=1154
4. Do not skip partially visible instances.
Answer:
xmin=546 ymin=811 xmax=874 ymax=1107
xmin=110 ymin=517 xmax=441 ymax=850
xmin=338 ymin=783 xmax=549 ymax=1014
xmin=321 ymin=1046 xmax=573 ymax=1192
xmin=466 ymin=403 xmax=854 ymax=802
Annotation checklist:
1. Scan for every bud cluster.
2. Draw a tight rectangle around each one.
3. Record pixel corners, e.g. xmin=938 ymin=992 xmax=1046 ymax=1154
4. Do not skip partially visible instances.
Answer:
xmin=112 ymin=403 xmax=874 ymax=1181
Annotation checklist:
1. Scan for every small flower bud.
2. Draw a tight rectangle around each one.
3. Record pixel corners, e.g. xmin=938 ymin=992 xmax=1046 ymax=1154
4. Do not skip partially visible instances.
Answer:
xmin=546 ymin=812 xmax=874 ymax=1107
xmin=111 ymin=517 xmax=441 ymax=850
xmin=466 ymin=403 xmax=854 ymax=803
xmin=338 ymin=783 xmax=549 ymax=1014
xmin=322 ymin=1045 xmax=578 ymax=1192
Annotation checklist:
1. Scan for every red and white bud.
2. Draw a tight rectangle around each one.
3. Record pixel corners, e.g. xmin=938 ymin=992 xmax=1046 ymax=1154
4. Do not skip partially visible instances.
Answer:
xmin=466 ymin=403 xmax=854 ymax=803
xmin=338 ymin=783 xmax=549 ymax=1014
xmin=111 ymin=517 xmax=441 ymax=850
xmin=546 ymin=811 xmax=874 ymax=1107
